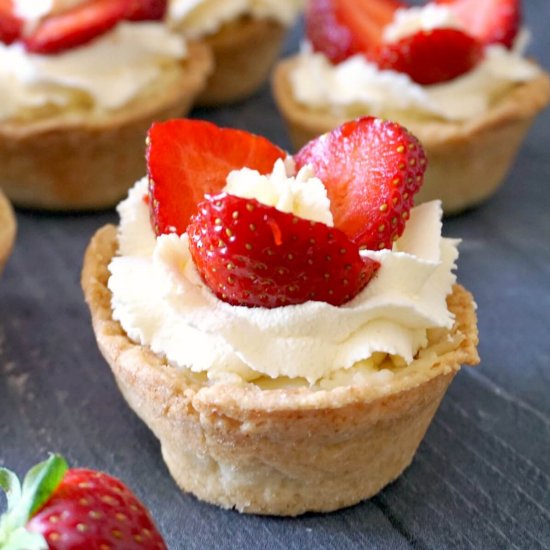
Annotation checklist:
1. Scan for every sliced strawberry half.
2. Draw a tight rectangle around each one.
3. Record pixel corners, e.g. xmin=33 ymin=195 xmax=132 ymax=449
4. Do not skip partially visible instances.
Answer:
xmin=125 ymin=0 xmax=167 ymax=21
xmin=147 ymin=119 xmax=286 ymax=236
xmin=294 ymin=117 xmax=427 ymax=251
xmin=23 ymin=0 xmax=128 ymax=54
xmin=374 ymin=28 xmax=484 ymax=85
xmin=306 ymin=0 xmax=363 ymax=64
xmin=188 ymin=193 xmax=379 ymax=308
xmin=0 ymin=0 xmax=23 ymax=45
xmin=334 ymin=0 xmax=404 ymax=56
xmin=434 ymin=0 xmax=521 ymax=48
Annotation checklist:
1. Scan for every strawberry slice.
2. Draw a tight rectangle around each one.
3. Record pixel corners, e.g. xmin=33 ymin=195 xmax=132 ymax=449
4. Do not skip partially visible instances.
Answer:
xmin=294 ymin=117 xmax=427 ymax=251
xmin=434 ymin=0 xmax=521 ymax=48
xmin=125 ymin=0 xmax=167 ymax=21
xmin=147 ymin=119 xmax=286 ymax=236
xmin=188 ymin=193 xmax=379 ymax=308
xmin=306 ymin=0 xmax=363 ymax=64
xmin=334 ymin=0 xmax=404 ymax=56
xmin=24 ymin=0 xmax=128 ymax=54
xmin=0 ymin=0 xmax=22 ymax=45
xmin=374 ymin=28 xmax=484 ymax=85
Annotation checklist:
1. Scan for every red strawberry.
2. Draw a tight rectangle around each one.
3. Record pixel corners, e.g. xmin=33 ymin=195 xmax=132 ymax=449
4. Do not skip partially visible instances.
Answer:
xmin=374 ymin=28 xmax=484 ymax=85
xmin=147 ymin=119 xmax=286 ymax=236
xmin=434 ymin=0 xmax=521 ymax=48
xmin=188 ymin=193 xmax=379 ymax=308
xmin=334 ymin=0 xmax=404 ymax=56
xmin=0 ymin=0 xmax=22 ymax=45
xmin=294 ymin=117 xmax=427 ymax=251
xmin=0 ymin=454 xmax=166 ymax=550
xmin=305 ymin=0 xmax=363 ymax=63
xmin=125 ymin=0 xmax=167 ymax=21
xmin=23 ymin=0 xmax=129 ymax=54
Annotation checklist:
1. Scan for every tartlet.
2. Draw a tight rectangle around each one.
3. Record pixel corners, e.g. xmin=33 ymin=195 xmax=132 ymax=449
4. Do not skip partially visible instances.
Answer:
xmin=272 ymin=0 xmax=550 ymax=213
xmin=82 ymin=224 xmax=478 ymax=515
xmin=195 ymin=16 xmax=286 ymax=106
xmin=0 ymin=42 xmax=212 ymax=210
xmin=273 ymin=59 xmax=550 ymax=213
xmin=167 ymin=0 xmax=303 ymax=106
xmin=0 ymin=1 xmax=213 ymax=210
xmin=82 ymin=117 xmax=479 ymax=515
xmin=0 ymin=188 xmax=16 ymax=274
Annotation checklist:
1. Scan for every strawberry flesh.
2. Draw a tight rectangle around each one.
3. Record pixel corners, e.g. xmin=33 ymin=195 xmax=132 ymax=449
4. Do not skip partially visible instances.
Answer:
xmin=374 ymin=28 xmax=484 ymax=85
xmin=125 ymin=0 xmax=167 ymax=21
xmin=188 ymin=193 xmax=380 ymax=308
xmin=23 ymin=0 xmax=128 ymax=54
xmin=435 ymin=0 xmax=521 ymax=48
xmin=334 ymin=0 xmax=404 ymax=56
xmin=306 ymin=0 xmax=363 ymax=63
xmin=294 ymin=117 xmax=427 ymax=251
xmin=27 ymin=468 xmax=166 ymax=550
xmin=147 ymin=119 xmax=286 ymax=236
xmin=0 ymin=0 xmax=22 ymax=45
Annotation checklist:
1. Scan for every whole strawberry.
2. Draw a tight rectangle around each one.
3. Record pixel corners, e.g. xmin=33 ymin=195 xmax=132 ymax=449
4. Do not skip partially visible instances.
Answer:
xmin=0 ymin=454 xmax=166 ymax=549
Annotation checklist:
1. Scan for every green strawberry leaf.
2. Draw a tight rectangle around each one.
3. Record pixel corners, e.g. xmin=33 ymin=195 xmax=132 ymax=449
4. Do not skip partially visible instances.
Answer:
xmin=0 ymin=454 xmax=68 ymax=549
xmin=21 ymin=454 xmax=68 ymax=518
xmin=0 ymin=469 xmax=21 ymax=513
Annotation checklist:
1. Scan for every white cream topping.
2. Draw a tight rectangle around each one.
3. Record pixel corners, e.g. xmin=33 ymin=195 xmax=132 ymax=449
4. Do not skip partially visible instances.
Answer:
xmin=225 ymin=157 xmax=333 ymax=226
xmin=383 ymin=5 xmax=460 ymax=43
xmin=168 ymin=0 xmax=303 ymax=38
xmin=0 ymin=22 xmax=187 ymax=120
xmin=109 ymin=162 xmax=459 ymax=385
xmin=289 ymin=5 xmax=540 ymax=122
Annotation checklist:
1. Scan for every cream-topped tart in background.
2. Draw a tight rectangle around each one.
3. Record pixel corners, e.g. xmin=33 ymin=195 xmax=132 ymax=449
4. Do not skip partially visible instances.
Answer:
xmin=273 ymin=0 xmax=550 ymax=213
xmin=82 ymin=118 xmax=479 ymax=515
xmin=0 ymin=188 xmax=16 ymax=275
xmin=0 ymin=0 xmax=212 ymax=210
xmin=168 ymin=0 xmax=303 ymax=105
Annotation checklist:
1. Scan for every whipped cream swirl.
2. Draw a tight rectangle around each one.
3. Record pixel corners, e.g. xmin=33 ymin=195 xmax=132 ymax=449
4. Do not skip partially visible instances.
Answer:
xmin=109 ymin=160 xmax=459 ymax=385
xmin=0 ymin=23 xmax=187 ymax=121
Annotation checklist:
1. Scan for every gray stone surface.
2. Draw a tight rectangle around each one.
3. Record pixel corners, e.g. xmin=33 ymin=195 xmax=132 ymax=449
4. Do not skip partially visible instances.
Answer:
xmin=1 ymin=2 xmax=549 ymax=548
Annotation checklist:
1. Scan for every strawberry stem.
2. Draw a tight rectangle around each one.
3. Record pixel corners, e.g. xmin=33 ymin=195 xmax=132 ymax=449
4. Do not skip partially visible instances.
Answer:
xmin=0 ymin=454 xmax=68 ymax=549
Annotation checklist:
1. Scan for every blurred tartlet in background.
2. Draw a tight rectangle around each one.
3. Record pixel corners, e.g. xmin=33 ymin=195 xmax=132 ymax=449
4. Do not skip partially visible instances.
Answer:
xmin=168 ymin=0 xmax=303 ymax=106
xmin=273 ymin=0 xmax=550 ymax=213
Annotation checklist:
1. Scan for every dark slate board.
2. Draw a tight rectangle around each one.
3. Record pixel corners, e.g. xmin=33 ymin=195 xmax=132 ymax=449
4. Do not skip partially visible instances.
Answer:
xmin=1 ymin=1 xmax=549 ymax=548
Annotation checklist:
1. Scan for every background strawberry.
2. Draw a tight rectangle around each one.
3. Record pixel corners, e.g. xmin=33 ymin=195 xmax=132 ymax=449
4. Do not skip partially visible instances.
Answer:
xmin=294 ymin=117 xmax=427 ymax=251
xmin=0 ymin=454 xmax=166 ymax=549
xmin=334 ymin=0 xmax=403 ymax=56
xmin=125 ymin=0 xmax=167 ymax=21
xmin=305 ymin=0 xmax=363 ymax=63
xmin=23 ymin=0 xmax=167 ymax=55
xmin=435 ymin=0 xmax=521 ymax=48
xmin=0 ymin=0 xmax=22 ymax=45
xmin=188 ymin=193 xmax=379 ymax=308
xmin=374 ymin=28 xmax=484 ymax=85
xmin=147 ymin=119 xmax=286 ymax=236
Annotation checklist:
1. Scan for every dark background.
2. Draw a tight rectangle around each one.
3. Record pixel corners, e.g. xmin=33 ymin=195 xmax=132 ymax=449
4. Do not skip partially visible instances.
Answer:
xmin=1 ymin=1 xmax=549 ymax=548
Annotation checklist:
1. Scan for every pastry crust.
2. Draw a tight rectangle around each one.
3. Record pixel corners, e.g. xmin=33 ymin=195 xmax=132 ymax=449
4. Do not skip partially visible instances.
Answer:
xmin=193 ymin=17 xmax=286 ymax=106
xmin=0 ymin=189 xmax=16 ymax=274
xmin=272 ymin=56 xmax=550 ymax=214
xmin=0 ymin=42 xmax=213 ymax=211
xmin=82 ymin=224 xmax=479 ymax=516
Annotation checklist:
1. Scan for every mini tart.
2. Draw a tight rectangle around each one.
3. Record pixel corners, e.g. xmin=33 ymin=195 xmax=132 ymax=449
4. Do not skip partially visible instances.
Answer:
xmin=82 ymin=224 xmax=479 ymax=516
xmin=0 ymin=42 xmax=212 ymax=211
xmin=273 ymin=57 xmax=550 ymax=214
xmin=191 ymin=16 xmax=286 ymax=106
xmin=0 ymin=189 xmax=16 ymax=274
